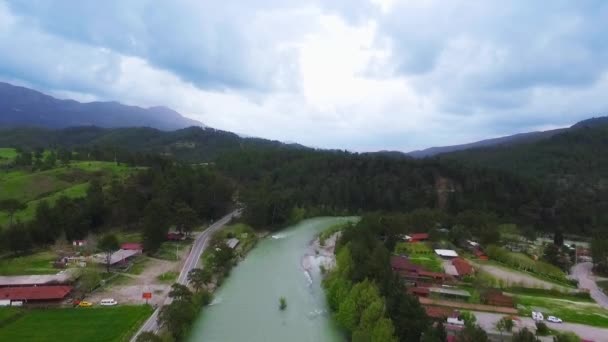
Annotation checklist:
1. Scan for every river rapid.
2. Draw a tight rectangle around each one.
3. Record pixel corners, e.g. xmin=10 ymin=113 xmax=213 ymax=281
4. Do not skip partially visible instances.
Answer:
xmin=188 ymin=217 xmax=356 ymax=342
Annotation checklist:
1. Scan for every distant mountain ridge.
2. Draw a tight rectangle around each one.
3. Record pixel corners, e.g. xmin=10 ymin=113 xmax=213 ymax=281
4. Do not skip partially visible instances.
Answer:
xmin=0 ymin=125 xmax=307 ymax=162
xmin=0 ymin=82 xmax=203 ymax=130
xmin=407 ymin=115 xmax=606 ymax=158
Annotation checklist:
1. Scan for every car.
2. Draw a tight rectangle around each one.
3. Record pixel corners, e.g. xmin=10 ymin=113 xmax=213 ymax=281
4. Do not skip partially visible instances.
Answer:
xmin=531 ymin=311 xmax=544 ymax=321
xmin=547 ymin=316 xmax=563 ymax=323
xmin=100 ymin=298 xmax=118 ymax=306
xmin=78 ymin=301 xmax=93 ymax=307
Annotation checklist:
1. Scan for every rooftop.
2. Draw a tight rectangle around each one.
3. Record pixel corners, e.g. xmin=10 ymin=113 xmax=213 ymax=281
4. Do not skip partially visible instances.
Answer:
xmin=0 ymin=285 xmax=72 ymax=301
xmin=452 ymin=258 xmax=473 ymax=276
xmin=226 ymin=238 xmax=240 ymax=249
xmin=0 ymin=270 xmax=76 ymax=287
xmin=92 ymin=249 xmax=140 ymax=265
xmin=435 ymin=249 xmax=459 ymax=258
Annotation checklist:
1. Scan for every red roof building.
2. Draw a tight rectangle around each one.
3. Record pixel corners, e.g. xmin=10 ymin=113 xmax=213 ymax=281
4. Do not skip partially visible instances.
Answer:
xmin=390 ymin=256 xmax=424 ymax=273
xmin=408 ymin=287 xmax=431 ymax=297
xmin=482 ymin=290 xmax=515 ymax=307
xmin=424 ymin=305 xmax=454 ymax=319
xmin=474 ymin=249 xmax=488 ymax=260
xmin=408 ymin=233 xmax=430 ymax=242
xmin=121 ymin=243 xmax=143 ymax=251
xmin=167 ymin=232 xmax=185 ymax=241
xmin=452 ymin=258 xmax=474 ymax=276
xmin=418 ymin=270 xmax=451 ymax=281
xmin=0 ymin=286 xmax=72 ymax=302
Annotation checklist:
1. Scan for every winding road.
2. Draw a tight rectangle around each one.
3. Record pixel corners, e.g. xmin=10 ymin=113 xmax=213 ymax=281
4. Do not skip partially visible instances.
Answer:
xmin=130 ymin=209 xmax=241 ymax=341
xmin=571 ymin=262 xmax=608 ymax=309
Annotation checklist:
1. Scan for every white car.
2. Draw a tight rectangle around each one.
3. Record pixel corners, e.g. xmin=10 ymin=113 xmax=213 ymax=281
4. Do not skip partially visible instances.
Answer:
xmin=531 ymin=311 xmax=544 ymax=321
xmin=547 ymin=316 xmax=563 ymax=323
xmin=100 ymin=298 xmax=118 ymax=306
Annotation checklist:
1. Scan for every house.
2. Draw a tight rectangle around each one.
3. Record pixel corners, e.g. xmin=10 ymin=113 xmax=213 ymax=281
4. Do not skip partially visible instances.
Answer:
xmin=418 ymin=271 xmax=451 ymax=281
xmin=435 ymin=249 xmax=459 ymax=259
xmin=452 ymin=258 xmax=474 ymax=277
xmin=429 ymin=287 xmax=471 ymax=300
xmin=0 ymin=285 xmax=72 ymax=303
xmin=72 ymin=240 xmax=87 ymax=247
xmin=423 ymin=306 xmax=455 ymax=320
xmin=407 ymin=287 xmax=430 ymax=297
xmin=121 ymin=243 xmax=143 ymax=251
xmin=473 ymin=249 xmax=488 ymax=260
xmin=92 ymin=249 xmax=140 ymax=266
xmin=391 ymin=256 xmax=424 ymax=273
xmin=226 ymin=238 xmax=240 ymax=249
xmin=482 ymin=290 xmax=514 ymax=307
xmin=407 ymin=233 xmax=430 ymax=243
xmin=0 ymin=271 xmax=76 ymax=288
xmin=167 ymin=232 xmax=185 ymax=241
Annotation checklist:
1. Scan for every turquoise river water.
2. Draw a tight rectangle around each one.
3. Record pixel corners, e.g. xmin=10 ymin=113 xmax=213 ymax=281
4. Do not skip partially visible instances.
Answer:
xmin=188 ymin=217 xmax=356 ymax=342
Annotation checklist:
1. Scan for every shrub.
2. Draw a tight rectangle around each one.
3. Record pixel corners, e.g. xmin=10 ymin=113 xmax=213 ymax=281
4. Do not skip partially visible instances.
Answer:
xmin=535 ymin=322 xmax=549 ymax=336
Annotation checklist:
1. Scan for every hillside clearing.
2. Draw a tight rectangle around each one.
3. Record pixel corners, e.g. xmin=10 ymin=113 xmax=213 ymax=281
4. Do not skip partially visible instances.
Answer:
xmin=0 ymin=251 xmax=57 ymax=276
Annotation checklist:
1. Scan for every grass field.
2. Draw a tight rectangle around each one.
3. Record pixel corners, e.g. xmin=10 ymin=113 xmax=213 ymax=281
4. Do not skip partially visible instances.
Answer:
xmin=394 ymin=242 xmax=443 ymax=272
xmin=0 ymin=307 xmax=23 ymax=324
xmin=0 ymin=183 xmax=90 ymax=226
xmin=0 ymin=306 xmax=153 ymax=342
xmin=0 ymin=148 xmax=17 ymax=165
xmin=154 ymin=240 xmax=192 ymax=261
xmin=0 ymin=160 xmax=140 ymax=226
xmin=517 ymin=295 xmax=608 ymax=328
xmin=125 ymin=257 xmax=149 ymax=275
xmin=0 ymin=251 xmax=58 ymax=276
xmin=157 ymin=271 xmax=178 ymax=283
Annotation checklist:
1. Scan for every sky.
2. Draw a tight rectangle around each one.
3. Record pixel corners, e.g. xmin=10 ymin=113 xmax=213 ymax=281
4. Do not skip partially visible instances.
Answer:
xmin=1 ymin=0 xmax=607 ymax=152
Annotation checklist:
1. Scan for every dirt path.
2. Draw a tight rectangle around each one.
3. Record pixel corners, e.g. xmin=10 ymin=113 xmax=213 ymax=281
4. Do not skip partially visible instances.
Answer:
xmin=571 ymin=262 xmax=608 ymax=310
xmin=88 ymin=250 xmax=190 ymax=306
xmin=475 ymin=262 xmax=571 ymax=291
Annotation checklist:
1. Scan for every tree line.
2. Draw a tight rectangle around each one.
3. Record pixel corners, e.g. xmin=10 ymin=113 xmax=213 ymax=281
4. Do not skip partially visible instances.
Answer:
xmin=0 ymin=155 xmax=234 ymax=254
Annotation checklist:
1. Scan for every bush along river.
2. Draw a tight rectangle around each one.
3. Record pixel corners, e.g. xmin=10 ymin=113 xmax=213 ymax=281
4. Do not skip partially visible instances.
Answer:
xmin=188 ymin=217 xmax=358 ymax=342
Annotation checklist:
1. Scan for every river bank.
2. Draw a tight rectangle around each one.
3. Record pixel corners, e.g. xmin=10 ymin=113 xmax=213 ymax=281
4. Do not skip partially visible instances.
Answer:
xmin=188 ymin=217 xmax=356 ymax=342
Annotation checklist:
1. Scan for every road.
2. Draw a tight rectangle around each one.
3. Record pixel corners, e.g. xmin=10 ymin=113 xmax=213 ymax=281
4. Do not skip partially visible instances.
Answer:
xmin=571 ymin=262 xmax=608 ymax=309
xmin=130 ymin=209 xmax=241 ymax=341
xmin=475 ymin=311 xmax=608 ymax=341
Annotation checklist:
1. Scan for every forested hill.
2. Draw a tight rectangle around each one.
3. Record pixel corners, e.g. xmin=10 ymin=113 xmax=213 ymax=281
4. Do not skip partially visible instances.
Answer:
xmin=407 ymin=115 xmax=607 ymax=158
xmin=0 ymin=126 xmax=305 ymax=162
xmin=0 ymin=82 xmax=202 ymax=130
xmin=438 ymin=119 xmax=608 ymax=183
xmin=438 ymin=120 xmax=608 ymax=233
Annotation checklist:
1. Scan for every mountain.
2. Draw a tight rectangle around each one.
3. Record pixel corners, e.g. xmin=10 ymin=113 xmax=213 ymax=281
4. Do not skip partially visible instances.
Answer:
xmin=0 ymin=125 xmax=306 ymax=162
xmin=439 ymin=119 xmax=608 ymax=182
xmin=407 ymin=128 xmax=568 ymax=158
xmin=0 ymin=82 xmax=203 ymax=130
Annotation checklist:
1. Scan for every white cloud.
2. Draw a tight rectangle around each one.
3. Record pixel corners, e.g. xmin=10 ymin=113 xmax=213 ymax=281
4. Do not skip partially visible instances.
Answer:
xmin=1 ymin=0 xmax=607 ymax=152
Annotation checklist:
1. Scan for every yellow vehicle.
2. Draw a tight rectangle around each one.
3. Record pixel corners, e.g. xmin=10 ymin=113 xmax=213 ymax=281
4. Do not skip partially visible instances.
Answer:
xmin=78 ymin=301 xmax=93 ymax=307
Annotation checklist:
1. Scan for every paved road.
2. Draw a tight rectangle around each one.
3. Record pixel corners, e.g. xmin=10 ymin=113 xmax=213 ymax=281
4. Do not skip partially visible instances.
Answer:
xmin=130 ymin=209 xmax=241 ymax=341
xmin=571 ymin=262 xmax=608 ymax=309
xmin=475 ymin=311 xmax=608 ymax=341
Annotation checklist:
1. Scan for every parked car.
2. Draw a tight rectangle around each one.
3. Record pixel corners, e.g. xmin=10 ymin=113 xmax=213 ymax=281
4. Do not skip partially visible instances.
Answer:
xmin=547 ymin=316 xmax=563 ymax=323
xmin=100 ymin=298 xmax=118 ymax=306
xmin=78 ymin=301 xmax=93 ymax=307
xmin=531 ymin=311 xmax=544 ymax=321
xmin=447 ymin=317 xmax=465 ymax=326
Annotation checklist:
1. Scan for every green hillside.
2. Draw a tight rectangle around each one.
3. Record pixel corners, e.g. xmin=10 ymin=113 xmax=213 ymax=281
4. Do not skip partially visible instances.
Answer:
xmin=0 ymin=159 xmax=139 ymax=226
xmin=0 ymin=148 xmax=17 ymax=165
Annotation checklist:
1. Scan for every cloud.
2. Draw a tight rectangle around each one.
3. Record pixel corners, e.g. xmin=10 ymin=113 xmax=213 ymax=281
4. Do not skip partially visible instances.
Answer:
xmin=1 ymin=0 xmax=607 ymax=152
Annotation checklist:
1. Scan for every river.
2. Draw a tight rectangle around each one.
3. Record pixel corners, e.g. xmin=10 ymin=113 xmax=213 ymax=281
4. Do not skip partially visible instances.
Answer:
xmin=188 ymin=217 xmax=355 ymax=342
